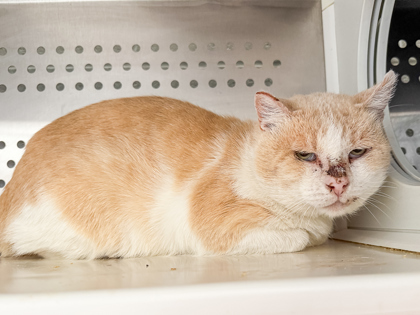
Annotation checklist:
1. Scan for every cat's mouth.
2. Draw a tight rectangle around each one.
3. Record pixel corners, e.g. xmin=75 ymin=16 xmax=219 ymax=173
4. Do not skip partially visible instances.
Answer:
xmin=324 ymin=200 xmax=346 ymax=211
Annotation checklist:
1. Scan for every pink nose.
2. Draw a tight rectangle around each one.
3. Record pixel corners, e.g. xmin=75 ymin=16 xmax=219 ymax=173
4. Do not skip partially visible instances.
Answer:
xmin=325 ymin=176 xmax=349 ymax=196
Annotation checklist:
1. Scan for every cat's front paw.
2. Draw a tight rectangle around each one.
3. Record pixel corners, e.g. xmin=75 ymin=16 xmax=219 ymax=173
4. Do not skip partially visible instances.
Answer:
xmin=229 ymin=228 xmax=310 ymax=255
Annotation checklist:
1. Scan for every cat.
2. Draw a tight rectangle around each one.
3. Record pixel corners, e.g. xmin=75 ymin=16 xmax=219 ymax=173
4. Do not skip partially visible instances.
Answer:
xmin=0 ymin=71 xmax=397 ymax=259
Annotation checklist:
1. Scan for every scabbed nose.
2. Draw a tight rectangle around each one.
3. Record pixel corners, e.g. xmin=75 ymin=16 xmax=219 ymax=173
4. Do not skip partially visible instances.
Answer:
xmin=325 ymin=176 xmax=349 ymax=196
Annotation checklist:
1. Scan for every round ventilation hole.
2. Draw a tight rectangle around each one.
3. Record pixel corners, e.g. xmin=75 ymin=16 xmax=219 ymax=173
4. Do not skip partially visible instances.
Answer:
xmin=56 ymin=46 xmax=65 ymax=54
xmin=226 ymin=42 xmax=234 ymax=51
xmin=104 ymin=63 xmax=112 ymax=71
xmin=199 ymin=61 xmax=207 ymax=69
xmin=209 ymin=80 xmax=217 ymax=88
xmin=95 ymin=82 xmax=103 ymax=90
xmin=56 ymin=83 xmax=65 ymax=91
xmin=180 ymin=62 xmax=188 ymax=70
xmin=273 ymin=60 xmax=281 ymax=67
xmin=255 ymin=60 xmax=263 ymax=68
xmin=75 ymin=46 xmax=84 ymax=54
xmin=18 ymin=47 xmax=26 ymax=55
xmin=189 ymin=43 xmax=197 ymax=52
xmin=0 ymin=180 xmax=5 ymax=188
xmin=409 ymin=57 xmax=417 ymax=66
xmin=236 ymin=61 xmax=244 ymax=69
xmin=7 ymin=160 xmax=15 ymax=168
xmin=190 ymin=80 xmax=198 ymax=88
xmin=207 ymin=43 xmax=216 ymax=51
xmin=113 ymin=45 xmax=121 ymax=53
xmin=94 ymin=45 xmax=103 ymax=53
xmin=8 ymin=66 xmax=16 ymax=74
xmin=66 ymin=64 xmax=74 ymax=72
xmin=114 ymin=81 xmax=122 ymax=90
xmin=132 ymin=44 xmax=140 ymax=52
xmin=398 ymin=39 xmax=407 ymax=49
xmin=17 ymin=141 xmax=25 ymax=149
xmin=401 ymin=147 xmax=407 ymax=154
xmin=170 ymin=43 xmax=178 ymax=52
xmin=244 ymin=42 xmax=253 ymax=50
xmin=37 ymin=83 xmax=45 ymax=92
xmin=265 ymin=78 xmax=273 ymax=86
xmin=75 ymin=82 xmax=84 ymax=91
xmin=133 ymin=81 xmax=141 ymax=89
xmin=390 ymin=57 xmax=400 ymax=66
xmin=0 ymin=141 xmax=5 ymax=149
xmin=85 ymin=64 xmax=93 ymax=72
xmin=246 ymin=79 xmax=254 ymax=87
xmin=0 ymin=47 xmax=7 ymax=56
xmin=152 ymin=80 xmax=160 ymax=89
xmin=218 ymin=61 xmax=225 ymax=69
xmin=161 ymin=62 xmax=169 ymax=70
xmin=0 ymin=85 xmax=6 ymax=93
xmin=37 ymin=46 xmax=45 ymax=55
xmin=142 ymin=62 xmax=150 ymax=70
xmin=46 ymin=65 xmax=55 ymax=73
xmin=171 ymin=80 xmax=179 ymax=89
xmin=123 ymin=63 xmax=131 ymax=71
xmin=401 ymin=75 xmax=410 ymax=83
xmin=264 ymin=42 xmax=271 ymax=50
xmin=151 ymin=44 xmax=159 ymax=52
xmin=227 ymin=79 xmax=235 ymax=88
xmin=27 ymin=65 xmax=36 ymax=73
xmin=17 ymin=84 xmax=26 ymax=92
xmin=406 ymin=129 xmax=414 ymax=137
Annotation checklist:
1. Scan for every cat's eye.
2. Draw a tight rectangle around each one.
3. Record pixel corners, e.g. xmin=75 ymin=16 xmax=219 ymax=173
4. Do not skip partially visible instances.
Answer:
xmin=295 ymin=152 xmax=317 ymax=162
xmin=349 ymin=148 xmax=367 ymax=159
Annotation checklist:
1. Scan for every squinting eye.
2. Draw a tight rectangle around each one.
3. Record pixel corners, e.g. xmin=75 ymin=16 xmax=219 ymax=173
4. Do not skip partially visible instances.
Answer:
xmin=295 ymin=152 xmax=317 ymax=162
xmin=349 ymin=148 xmax=367 ymax=159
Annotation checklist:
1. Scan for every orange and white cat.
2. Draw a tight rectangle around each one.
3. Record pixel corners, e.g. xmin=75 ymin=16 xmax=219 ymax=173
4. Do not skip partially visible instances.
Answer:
xmin=0 ymin=71 xmax=396 ymax=259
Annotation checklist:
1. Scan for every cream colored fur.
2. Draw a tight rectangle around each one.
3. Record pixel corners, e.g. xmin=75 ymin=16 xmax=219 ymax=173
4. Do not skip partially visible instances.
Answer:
xmin=0 ymin=71 xmax=397 ymax=259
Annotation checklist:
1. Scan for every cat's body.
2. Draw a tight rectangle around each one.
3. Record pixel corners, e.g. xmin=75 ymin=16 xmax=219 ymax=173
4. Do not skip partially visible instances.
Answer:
xmin=0 ymin=72 xmax=397 ymax=259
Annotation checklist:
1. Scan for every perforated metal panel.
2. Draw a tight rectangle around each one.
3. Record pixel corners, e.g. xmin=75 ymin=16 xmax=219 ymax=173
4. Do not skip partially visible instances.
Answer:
xmin=0 ymin=0 xmax=325 ymax=190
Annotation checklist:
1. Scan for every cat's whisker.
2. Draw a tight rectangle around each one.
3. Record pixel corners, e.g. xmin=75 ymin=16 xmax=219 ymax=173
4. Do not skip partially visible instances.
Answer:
xmin=359 ymin=202 xmax=382 ymax=226
xmin=371 ymin=191 xmax=398 ymax=202
xmin=363 ymin=199 xmax=391 ymax=219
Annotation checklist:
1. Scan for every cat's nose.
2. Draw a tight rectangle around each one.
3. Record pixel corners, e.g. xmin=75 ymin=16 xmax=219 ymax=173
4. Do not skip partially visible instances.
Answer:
xmin=325 ymin=176 xmax=349 ymax=196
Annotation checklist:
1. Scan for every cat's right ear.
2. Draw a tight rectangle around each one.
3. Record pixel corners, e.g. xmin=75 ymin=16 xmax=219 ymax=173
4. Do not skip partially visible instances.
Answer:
xmin=255 ymin=92 xmax=291 ymax=131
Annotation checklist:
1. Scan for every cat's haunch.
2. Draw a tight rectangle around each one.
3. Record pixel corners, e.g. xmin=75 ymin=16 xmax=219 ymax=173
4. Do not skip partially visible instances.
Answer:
xmin=0 ymin=71 xmax=397 ymax=259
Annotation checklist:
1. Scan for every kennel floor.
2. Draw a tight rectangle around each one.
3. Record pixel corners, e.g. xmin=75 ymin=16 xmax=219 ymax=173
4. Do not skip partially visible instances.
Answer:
xmin=1 ymin=239 xmax=420 ymax=314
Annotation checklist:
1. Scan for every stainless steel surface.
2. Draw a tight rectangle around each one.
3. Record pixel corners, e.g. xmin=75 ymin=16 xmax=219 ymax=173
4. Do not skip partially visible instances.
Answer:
xmin=0 ymin=1 xmax=325 ymax=123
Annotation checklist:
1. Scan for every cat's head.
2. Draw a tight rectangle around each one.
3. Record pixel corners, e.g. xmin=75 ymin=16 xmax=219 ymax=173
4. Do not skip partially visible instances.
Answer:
xmin=254 ymin=71 xmax=397 ymax=218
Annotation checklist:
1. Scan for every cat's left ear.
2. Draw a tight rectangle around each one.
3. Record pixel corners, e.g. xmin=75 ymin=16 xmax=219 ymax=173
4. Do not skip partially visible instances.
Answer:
xmin=255 ymin=92 xmax=292 ymax=131
xmin=354 ymin=70 xmax=398 ymax=120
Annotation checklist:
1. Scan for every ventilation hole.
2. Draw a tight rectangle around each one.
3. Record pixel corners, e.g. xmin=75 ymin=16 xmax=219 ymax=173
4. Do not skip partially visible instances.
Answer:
xmin=199 ymin=61 xmax=207 ymax=69
xmin=7 ymin=160 xmax=15 ymax=168
xmin=244 ymin=42 xmax=253 ymax=50
xmin=417 ymin=40 xmax=420 ymax=48
xmin=8 ymin=66 xmax=16 ymax=74
xmin=180 ymin=62 xmax=188 ymax=70
xmin=409 ymin=57 xmax=417 ymax=66
xmin=159 ymin=62 xmax=169 ymax=70
xmin=142 ymin=62 xmax=150 ymax=70
xmin=151 ymin=44 xmax=159 ymax=52
xmin=170 ymin=43 xmax=178 ymax=52
xmin=207 ymin=43 xmax=216 ymax=51
xmin=133 ymin=81 xmax=141 ymax=89
xmin=56 ymin=46 xmax=65 ymax=54
xmin=217 ymin=61 xmax=225 ymax=69
xmin=94 ymin=45 xmax=103 ymax=53
xmin=17 ymin=141 xmax=25 ymax=149
xmin=246 ymin=79 xmax=254 ymax=87
xmin=255 ymin=60 xmax=263 ymax=68
xmin=85 ymin=64 xmax=93 ymax=72
xmin=94 ymin=82 xmax=103 ymax=90
xmin=113 ymin=45 xmax=121 ymax=53
xmin=398 ymin=40 xmax=407 ymax=49
xmin=0 ymin=141 xmax=5 ymax=149
xmin=402 ymin=147 xmax=407 ymax=154
xmin=390 ymin=57 xmax=400 ymax=66
xmin=265 ymin=78 xmax=273 ymax=86
xmin=236 ymin=61 xmax=244 ymax=69
xmin=0 ymin=180 xmax=5 ymax=188
xmin=227 ymin=79 xmax=235 ymax=88
xmin=264 ymin=42 xmax=272 ymax=50
xmin=0 ymin=47 xmax=7 ymax=56
xmin=37 ymin=46 xmax=45 ymax=55
xmin=17 ymin=84 xmax=26 ymax=92
xmin=401 ymin=75 xmax=410 ymax=83
xmin=190 ymin=80 xmax=198 ymax=88
xmin=189 ymin=43 xmax=197 ymax=52
xmin=406 ymin=129 xmax=414 ymax=137
xmin=18 ymin=47 xmax=26 ymax=55
xmin=37 ymin=83 xmax=45 ymax=92
xmin=273 ymin=60 xmax=281 ymax=67
xmin=66 ymin=64 xmax=74 ymax=72
xmin=414 ymin=165 xmax=418 ymax=170
xmin=226 ymin=42 xmax=234 ymax=50
xmin=104 ymin=63 xmax=112 ymax=71
xmin=209 ymin=80 xmax=217 ymax=88
xmin=171 ymin=80 xmax=179 ymax=89
xmin=114 ymin=81 xmax=122 ymax=89
xmin=75 ymin=82 xmax=84 ymax=91
xmin=46 ymin=65 xmax=55 ymax=73
xmin=152 ymin=80 xmax=160 ymax=89
xmin=0 ymin=85 xmax=6 ymax=93
xmin=123 ymin=63 xmax=131 ymax=71
xmin=132 ymin=44 xmax=140 ymax=52
xmin=56 ymin=83 xmax=65 ymax=91
xmin=27 ymin=65 xmax=36 ymax=73
xmin=75 ymin=46 xmax=84 ymax=54
xmin=416 ymin=147 xmax=420 ymax=155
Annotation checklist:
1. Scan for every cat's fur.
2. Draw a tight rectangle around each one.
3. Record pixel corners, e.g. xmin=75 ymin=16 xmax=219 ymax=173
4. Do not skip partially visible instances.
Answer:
xmin=0 ymin=71 xmax=397 ymax=259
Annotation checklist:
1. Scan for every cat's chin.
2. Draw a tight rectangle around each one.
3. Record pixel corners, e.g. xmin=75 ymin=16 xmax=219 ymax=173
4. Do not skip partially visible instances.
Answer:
xmin=320 ymin=200 xmax=355 ymax=218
